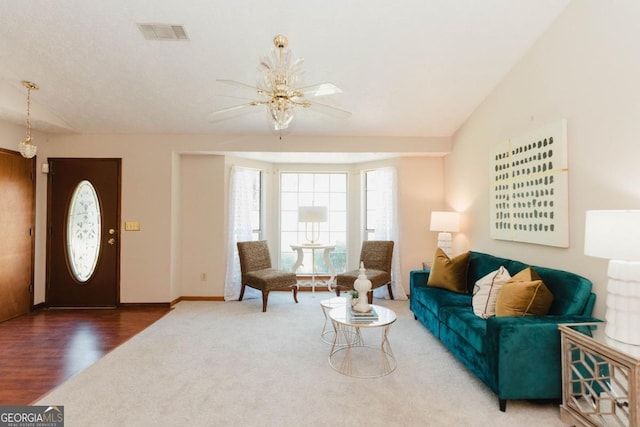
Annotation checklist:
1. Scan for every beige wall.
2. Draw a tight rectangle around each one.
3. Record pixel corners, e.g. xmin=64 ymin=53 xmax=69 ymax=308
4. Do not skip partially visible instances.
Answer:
xmin=179 ymin=155 xmax=226 ymax=297
xmin=0 ymin=130 xmax=445 ymax=304
xmin=12 ymin=2 xmax=633 ymax=311
xmin=445 ymin=1 xmax=640 ymax=319
xmin=177 ymin=154 xmax=444 ymax=298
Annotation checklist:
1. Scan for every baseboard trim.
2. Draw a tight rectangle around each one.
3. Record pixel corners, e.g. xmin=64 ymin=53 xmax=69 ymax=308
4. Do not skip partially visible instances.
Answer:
xmin=32 ymin=302 xmax=46 ymax=311
xmin=171 ymin=296 xmax=225 ymax=306
xmin=118 ymin=302 xmax=172 ymax=309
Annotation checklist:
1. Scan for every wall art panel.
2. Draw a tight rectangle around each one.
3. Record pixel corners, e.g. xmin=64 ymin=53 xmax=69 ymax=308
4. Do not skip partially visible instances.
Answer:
xmin=490 ymin=119 xmax=569 ymax=247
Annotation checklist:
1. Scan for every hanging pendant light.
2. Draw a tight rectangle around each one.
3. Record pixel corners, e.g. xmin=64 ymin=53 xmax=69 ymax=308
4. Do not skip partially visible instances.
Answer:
xmin=18 ymin=81 xmax=39 ymax=159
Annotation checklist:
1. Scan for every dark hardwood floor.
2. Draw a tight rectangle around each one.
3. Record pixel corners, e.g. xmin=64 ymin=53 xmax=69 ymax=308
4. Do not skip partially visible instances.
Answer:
xmin=0 ymin=306 xmax=170 ymax=405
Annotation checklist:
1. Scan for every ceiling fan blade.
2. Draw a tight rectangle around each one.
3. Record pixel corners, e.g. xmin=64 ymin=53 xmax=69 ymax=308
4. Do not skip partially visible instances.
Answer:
xmin=295 ymin=82 xmax=342 ymax=98
xmin=215 ymin=79 xmax=273 ymax=103
xmin=209 ymin=102 xmax=262 ymax=122
xmin=216 ymin=93 xmax=261 ymax=102
xmin=216 ymin=79 xmax=259 ymax=92
xmin=304 ymin=101 xmax=352 ymax=119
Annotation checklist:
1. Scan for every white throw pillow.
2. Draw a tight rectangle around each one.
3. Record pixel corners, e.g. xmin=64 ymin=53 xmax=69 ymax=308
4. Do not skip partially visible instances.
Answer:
xmin=472 ymin=266 xmax=511 ymax=318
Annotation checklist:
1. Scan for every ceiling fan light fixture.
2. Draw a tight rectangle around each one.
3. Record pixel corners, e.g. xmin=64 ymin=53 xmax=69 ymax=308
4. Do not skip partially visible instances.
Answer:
xmin=18 ymin=80 xmax=38 ymax=159
xmin=210 ymin=35 xmax=350 ymax=133
xmin=257 ymin=36 xmax=304 ymax=98
xmin=269 ymin=105 xmax=295 ymax=131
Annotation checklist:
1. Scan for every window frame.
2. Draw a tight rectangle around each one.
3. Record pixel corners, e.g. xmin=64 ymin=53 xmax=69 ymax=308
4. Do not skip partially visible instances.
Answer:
xmin=278 ymin=170 xmax=348 ymax=274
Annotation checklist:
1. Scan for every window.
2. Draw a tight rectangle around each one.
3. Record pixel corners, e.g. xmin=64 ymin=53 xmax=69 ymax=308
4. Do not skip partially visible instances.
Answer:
xmin=67 ymin=180 xmax=101 ymax=283
xmin=279 ymin=172 xmax=347 ymax=273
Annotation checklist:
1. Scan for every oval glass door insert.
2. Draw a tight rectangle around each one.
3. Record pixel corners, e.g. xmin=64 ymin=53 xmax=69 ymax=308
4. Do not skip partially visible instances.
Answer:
xmin=67 ymin=180 xmax=101 ymax=283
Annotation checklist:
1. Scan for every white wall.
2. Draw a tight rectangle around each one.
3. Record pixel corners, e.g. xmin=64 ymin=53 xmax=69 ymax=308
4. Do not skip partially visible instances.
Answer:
xmin=445 ymin=1 xmax=640 ymax=319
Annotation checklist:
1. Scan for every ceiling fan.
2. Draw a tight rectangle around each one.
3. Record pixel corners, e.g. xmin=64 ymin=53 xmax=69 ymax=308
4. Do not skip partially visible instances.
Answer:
xmin=210 ymin=35 xmax=350 ymax=134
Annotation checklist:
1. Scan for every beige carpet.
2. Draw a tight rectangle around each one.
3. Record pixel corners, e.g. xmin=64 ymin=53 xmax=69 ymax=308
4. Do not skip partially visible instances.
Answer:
xmin=37 ymin=293 xmax=563 ymax=426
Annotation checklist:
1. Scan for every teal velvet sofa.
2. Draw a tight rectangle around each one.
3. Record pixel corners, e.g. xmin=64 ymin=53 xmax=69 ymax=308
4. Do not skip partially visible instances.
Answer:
xmin=409 ymin=251 xmax=597 ymax=411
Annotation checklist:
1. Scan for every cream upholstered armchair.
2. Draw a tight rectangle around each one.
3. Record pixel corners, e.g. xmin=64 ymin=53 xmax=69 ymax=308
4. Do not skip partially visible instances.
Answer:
xmin=237 ymin=240 xmax=299 ymax=312
xmin=335 ymin=240 xmax=394 ymax=304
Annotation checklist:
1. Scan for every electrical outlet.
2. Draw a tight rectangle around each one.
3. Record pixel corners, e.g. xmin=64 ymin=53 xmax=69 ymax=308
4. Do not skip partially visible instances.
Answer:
xmin=200 ymin=272 xmax=207 ymax=281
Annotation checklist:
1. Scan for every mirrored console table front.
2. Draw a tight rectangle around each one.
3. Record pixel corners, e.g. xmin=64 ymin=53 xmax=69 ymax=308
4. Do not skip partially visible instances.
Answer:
xmin=559 ymin=323 xmax=640 ymax=426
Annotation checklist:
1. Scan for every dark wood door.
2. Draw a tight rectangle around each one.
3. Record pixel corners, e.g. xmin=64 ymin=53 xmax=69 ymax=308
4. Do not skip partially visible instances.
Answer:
xmin=46 ymin=158 xmax=121 ymax=307
xmin=0 ymin=149 xmax=35 ymax=322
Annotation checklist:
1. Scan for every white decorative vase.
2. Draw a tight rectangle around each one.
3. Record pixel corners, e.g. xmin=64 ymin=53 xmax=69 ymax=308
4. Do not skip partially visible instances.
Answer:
xmin=353 ymin=262 xmax=372 ymax=313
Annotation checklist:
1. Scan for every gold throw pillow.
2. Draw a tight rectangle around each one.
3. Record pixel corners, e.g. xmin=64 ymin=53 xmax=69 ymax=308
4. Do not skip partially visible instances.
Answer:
xmin=495 ymin=267 xmax=554 ymax=316
xmin=426 ymin=248 xmax=470 ymax=294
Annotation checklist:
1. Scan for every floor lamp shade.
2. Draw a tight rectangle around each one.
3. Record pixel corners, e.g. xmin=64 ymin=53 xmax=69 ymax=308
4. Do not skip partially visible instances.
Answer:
xmin=584 ymin=210 xmax=640 ymax=345
xmin=430 ymin=211 xmax=460 ymax=257
xmin=298 ymin=206 xmax=327 ymax=244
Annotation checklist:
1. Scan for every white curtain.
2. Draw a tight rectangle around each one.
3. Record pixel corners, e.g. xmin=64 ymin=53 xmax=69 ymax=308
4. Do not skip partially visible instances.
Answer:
xmin=372 ymin=167 xmax=408 ymax=300
xmin=224 ymin=166 xmax=260 ymax=301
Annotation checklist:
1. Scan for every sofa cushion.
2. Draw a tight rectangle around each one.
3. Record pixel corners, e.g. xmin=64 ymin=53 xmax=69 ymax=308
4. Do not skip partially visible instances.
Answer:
xmin=427 ymin=248 xmax=470 ymax=294
xmin=472 ymin=266 xmax=511 ymax=318
xmin=439 ymin=305 xmax=487 ymax=354
xmin=531 ymin=265 xmax=593 ymax=315
xmin=413 ymin=285 xmax=472 ymax=316
xmin=495 ymin=267 xmax=554 ymax=316
xmin=466 ymin=252 xmax=528 ymax=294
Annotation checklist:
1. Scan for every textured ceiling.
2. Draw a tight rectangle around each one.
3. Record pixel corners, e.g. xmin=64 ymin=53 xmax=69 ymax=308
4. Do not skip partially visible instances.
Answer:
xmin=0 ymin=0 xmax=569 ymax=137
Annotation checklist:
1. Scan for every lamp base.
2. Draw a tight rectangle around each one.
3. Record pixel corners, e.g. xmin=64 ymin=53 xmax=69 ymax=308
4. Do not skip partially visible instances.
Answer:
xmin=437 ymin=232 xmax=453 ymax=257
xmin=304 ymin=223 xmax=321 ymax=246
xmin=605 ymin=260 xmax=640 ymax=346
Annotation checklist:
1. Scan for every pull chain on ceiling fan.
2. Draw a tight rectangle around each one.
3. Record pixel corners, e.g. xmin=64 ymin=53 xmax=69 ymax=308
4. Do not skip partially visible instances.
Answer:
xmin=210 ymin=35 xmax=350 ymax=135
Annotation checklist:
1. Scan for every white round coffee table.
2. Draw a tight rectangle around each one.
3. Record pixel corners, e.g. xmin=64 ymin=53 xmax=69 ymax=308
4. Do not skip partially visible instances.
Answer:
xmin=328 ymin=304 xmax=397 ymax=378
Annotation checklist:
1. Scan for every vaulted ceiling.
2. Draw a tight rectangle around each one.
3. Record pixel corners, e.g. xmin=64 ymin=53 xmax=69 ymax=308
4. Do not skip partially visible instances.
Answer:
xmin=0 ymin=0 xmax=569 ymax=137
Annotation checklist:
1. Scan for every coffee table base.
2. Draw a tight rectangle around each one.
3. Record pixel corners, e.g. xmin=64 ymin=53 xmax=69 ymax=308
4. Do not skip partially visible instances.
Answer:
xmin=328 ymin=322 xmax=396 ymax=378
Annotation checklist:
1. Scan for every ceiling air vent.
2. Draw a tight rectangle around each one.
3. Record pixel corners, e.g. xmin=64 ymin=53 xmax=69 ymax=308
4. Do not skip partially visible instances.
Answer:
xmin=137 ymin=23 xmax=189 ymax=41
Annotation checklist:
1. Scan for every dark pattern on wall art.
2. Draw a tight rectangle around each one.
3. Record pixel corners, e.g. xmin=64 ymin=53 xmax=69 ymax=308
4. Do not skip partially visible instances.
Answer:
xmin=490 ymin=119 xmax=569 ymax=247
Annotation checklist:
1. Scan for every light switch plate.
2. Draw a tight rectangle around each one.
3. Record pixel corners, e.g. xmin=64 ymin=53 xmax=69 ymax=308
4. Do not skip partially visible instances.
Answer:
xmin=125 ymin=221 xmax=140 ymax=231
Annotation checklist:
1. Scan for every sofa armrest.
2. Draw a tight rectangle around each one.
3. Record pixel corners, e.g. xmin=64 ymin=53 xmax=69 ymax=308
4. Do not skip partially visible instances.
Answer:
xmin=485 ymin=315 xmax=601 ymax=400
xmin=410 ymin=269 xmax=430 ymax=294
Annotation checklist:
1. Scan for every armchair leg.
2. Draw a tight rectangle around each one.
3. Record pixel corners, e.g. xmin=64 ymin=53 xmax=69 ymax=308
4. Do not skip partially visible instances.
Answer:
xmin=261 ymin=291 xmax=270 ymax=312
xmin=387 ymin=283 xmax=394 ymax=300
xmin=292 ymin=285 xmax=299 ymax=303
xmin=499 ymin=399 xmax=506 ymax=412
xmin=367 ymin=291 xmax=373 ymax=304
xmin=335 ymin=287 xmax=341 ymax=297
xmin=239 ymin=283 xmax=246 ymax=301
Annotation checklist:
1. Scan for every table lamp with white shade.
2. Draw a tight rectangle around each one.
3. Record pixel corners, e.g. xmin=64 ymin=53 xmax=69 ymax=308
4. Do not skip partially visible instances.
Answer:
xmin=298 ymin=206 xmax=327 ymax=245
xmin=584 ymin=210 xmax=640 ymax=345
xmin=430 ymin=211 xmax=460 ymax=257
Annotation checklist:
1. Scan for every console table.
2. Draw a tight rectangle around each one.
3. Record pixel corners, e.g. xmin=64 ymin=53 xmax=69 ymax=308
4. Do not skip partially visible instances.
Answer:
xmin=290 ymin=244 xmax=336 ymax=293
xmin=559 ymin=322 xmax=640 ymax=426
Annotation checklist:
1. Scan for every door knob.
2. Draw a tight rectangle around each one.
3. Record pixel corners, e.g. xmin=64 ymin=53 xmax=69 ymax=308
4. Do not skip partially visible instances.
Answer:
xmin=107 ymin=238 xmax=116 ymax=245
